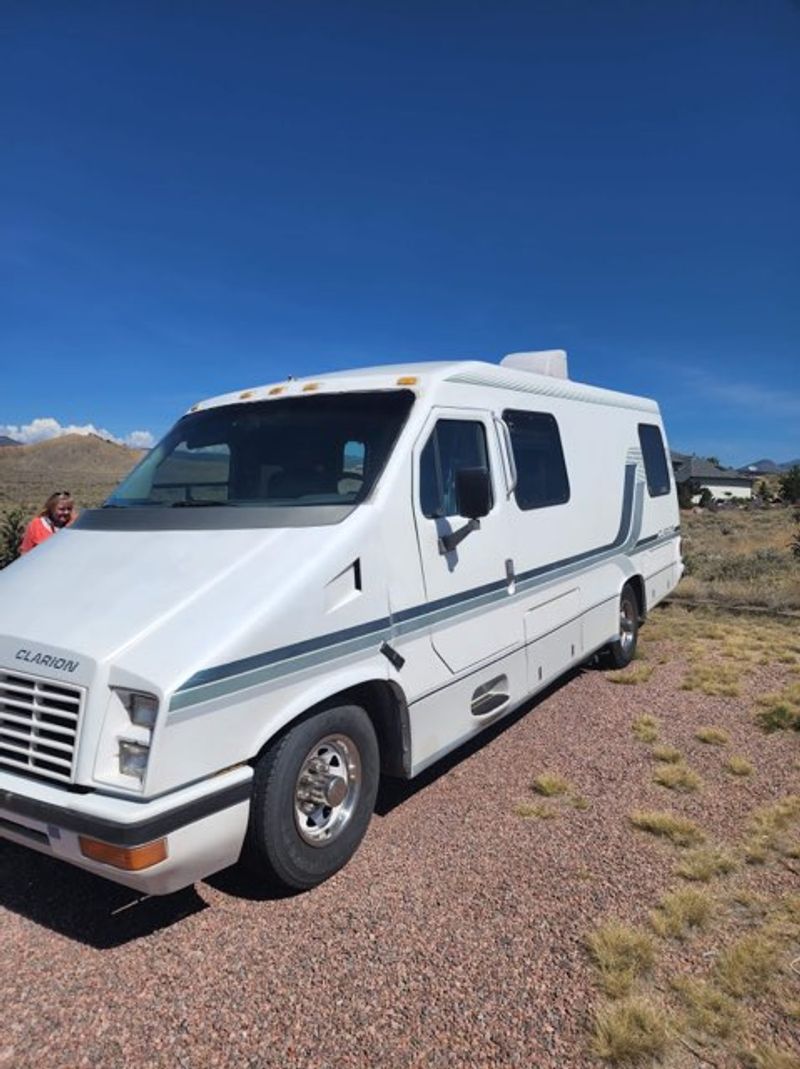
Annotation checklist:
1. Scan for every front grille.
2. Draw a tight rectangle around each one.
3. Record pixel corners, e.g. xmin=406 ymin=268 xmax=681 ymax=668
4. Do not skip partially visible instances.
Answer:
xmin=0 ymin=670 xmax=84 ymax=784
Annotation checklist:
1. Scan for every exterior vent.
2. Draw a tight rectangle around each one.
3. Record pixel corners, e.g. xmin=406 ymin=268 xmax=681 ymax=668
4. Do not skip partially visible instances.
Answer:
xmin=0 ymin=669 xmax=84 ymax=784
xmin=500 ymin=350 xmax=568 ymax=379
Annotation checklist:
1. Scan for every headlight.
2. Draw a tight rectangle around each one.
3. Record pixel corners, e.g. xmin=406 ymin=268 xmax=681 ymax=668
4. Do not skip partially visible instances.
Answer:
xmin=119 ymin=740 xmax=150 ymax=781
xmin=116 ymin=689 xmax=159 ymax=728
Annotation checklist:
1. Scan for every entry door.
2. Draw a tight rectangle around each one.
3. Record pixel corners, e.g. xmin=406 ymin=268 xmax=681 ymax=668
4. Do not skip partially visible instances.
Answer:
xmin=411 ymin=408 xmax=521 ymax=674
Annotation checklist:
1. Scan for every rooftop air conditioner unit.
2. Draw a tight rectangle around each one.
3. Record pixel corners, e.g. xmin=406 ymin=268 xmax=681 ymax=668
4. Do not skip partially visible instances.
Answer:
xmin=500 ymin=349 xmax=568 ymax=379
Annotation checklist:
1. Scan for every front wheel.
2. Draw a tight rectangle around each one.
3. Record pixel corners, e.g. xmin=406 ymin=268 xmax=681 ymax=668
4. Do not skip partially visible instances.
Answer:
xmin=603 ymin=584 xmax=640 ymax=668
xmin=243 ymin=704 xmax=379 ymax=891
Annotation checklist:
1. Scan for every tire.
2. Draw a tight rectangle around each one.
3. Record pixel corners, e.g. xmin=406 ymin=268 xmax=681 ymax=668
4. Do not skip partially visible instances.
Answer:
xmin=603 ymin=583 xmax=640 ymax=669
xmin=243 ymin=704 xmax=379 ymax=891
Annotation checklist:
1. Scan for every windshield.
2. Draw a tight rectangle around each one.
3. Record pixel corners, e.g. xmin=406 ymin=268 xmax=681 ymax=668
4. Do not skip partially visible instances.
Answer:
xmin=107 ymin=390 xmax=415 ymax=509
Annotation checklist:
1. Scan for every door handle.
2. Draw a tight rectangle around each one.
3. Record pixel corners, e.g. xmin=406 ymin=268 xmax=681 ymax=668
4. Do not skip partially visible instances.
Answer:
xmin=505 ymin=558 xmax=516 ymax=595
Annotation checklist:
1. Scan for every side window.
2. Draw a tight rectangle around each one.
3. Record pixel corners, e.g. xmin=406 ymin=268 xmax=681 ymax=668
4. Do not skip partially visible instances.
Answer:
xmin=420 ymin=419 xmax=491 ymax=518
xmin=638 ymin=423 xmax=671 ymax=497
xmin=503 ymin=409 xmax=570 ymax=510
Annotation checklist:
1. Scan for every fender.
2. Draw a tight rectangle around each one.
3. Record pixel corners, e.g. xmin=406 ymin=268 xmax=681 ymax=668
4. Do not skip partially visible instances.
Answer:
xmin=246 ymin=654 xmax=409 ymax=764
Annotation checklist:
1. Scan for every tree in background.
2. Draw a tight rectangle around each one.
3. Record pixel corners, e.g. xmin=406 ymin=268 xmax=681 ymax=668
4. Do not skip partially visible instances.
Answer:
xmin=779 ymin=466 xmax=800 ymax=504
xmin=757 ymin=480 xmax=770 ymax=500
xmin=0 ymin=508 xmax=26 ymax=569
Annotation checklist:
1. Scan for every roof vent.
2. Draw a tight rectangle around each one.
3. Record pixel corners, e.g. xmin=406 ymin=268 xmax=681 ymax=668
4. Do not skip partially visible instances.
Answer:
xmin=500 ymin=349 xmax=568 ymax=379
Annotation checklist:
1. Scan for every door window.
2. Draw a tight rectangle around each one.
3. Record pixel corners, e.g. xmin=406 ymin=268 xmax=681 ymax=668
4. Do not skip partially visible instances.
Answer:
xmin=420 ymin=420 xmax=491 ymax=518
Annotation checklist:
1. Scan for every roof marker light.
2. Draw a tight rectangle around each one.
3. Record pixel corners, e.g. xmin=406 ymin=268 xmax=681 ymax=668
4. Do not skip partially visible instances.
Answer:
xmin=268 ymin=386 xmax=285 ymax=396
xmin=302 ymin=382 xmax=320 ymax=392
xmin=239 ymin=390 xmax=255 ymax=400
xmin=396 ymin=376 xmax=418 ymax=386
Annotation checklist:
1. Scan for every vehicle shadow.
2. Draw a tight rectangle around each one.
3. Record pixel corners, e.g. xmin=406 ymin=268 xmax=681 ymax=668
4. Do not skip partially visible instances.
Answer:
xmin=0 ymin=842 xmax=206 ymax=948
xmin=0 ymin=664 xmax=591 ymax=934
xmin=374 ymin=665 xmax=583 ymax=816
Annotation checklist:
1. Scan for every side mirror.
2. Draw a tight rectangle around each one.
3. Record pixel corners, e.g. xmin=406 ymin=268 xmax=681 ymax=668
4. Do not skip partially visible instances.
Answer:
xmin=455 ymin=467 xmax=491 ymax=519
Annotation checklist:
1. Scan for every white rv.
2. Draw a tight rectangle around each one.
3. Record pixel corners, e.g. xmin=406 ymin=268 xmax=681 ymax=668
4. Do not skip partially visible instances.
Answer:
xmin=0 ymin=352 xmax=681 ymax=894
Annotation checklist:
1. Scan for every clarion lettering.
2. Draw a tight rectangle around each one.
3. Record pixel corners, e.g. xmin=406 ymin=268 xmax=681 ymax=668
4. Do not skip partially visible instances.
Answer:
xmin=15 ymin=649 xmax=80 ymax=673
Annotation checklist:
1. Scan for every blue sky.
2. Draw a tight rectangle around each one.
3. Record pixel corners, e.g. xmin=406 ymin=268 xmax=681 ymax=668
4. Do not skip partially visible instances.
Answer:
xmin=2 ymin=1 xmax=798 ymax=465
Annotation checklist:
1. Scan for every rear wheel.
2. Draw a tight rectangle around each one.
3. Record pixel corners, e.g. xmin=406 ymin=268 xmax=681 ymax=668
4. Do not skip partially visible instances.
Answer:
xmin=604 ymin=584 xmax=640 ymax=668
xmin=244 ymin=704 xmax=379 ymax=891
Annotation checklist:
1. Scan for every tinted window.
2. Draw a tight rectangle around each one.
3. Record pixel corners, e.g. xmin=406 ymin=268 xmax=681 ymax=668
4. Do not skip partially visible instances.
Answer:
xmin=638 ymin=423 xmax=671 ymax=497
xmin=503 ymin=409 xmax=570 ymax=510
xmin=420 ymin=420 xmax=491 ymax=518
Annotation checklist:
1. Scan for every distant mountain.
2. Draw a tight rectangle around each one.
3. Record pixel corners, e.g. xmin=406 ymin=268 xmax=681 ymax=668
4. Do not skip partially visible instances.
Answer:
xmin=0 ymin=435 xmax=21 ymax=447
xmin=739 ymin=458 xmax=800 ymax=474
xmin=0 ymin=433 xmax=143 ymax=513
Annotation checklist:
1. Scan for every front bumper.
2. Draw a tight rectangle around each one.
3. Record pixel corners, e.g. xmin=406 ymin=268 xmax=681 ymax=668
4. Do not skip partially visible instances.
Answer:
xmin=0 ymin=765 xmax=253 ymax=895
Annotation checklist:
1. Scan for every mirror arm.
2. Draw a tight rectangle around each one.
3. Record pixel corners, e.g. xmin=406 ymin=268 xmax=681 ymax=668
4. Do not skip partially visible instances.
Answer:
xmin=438 ymin=518 xmax=481 ymax=555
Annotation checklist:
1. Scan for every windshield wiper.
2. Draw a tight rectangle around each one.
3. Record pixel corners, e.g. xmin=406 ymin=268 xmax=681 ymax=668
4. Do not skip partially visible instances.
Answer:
xmin=171 ymin=499 xmax=230 ymax=508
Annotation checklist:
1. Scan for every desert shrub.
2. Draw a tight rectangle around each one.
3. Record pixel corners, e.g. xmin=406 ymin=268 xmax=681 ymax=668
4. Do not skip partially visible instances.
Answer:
xmin=696 ymin=548 xmax=788 ymax=583
xmin=0 ymin=507 xmax=26 ymax=569
xmin=779 ymin=465 xmax=800 ymax=504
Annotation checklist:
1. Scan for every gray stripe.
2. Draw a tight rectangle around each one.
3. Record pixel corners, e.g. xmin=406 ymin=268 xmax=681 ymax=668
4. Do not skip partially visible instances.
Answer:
xmin=168 ymin=463 xmax=645 ymax=716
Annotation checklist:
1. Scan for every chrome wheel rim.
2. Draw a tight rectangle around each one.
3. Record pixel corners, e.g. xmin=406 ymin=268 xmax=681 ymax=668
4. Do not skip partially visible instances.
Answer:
xmin=619 ymin=597 xmax=636 ymax=654
xmin=293 ymin=734 xmax=361 ymax=847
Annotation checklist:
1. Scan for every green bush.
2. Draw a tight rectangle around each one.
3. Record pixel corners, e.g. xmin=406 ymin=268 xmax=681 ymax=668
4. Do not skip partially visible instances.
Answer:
xmin=688 ymin=548 xmax=788 ymax=583
xmin=779 ymin=465 xmax=800 ymax=504
xmin=0 ymin=508 xmax=26 ymax=569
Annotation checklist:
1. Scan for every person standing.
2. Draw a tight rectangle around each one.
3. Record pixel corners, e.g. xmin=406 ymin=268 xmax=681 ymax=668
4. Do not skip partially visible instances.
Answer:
xmin=20 ymin=491 xmax=77 ymax=554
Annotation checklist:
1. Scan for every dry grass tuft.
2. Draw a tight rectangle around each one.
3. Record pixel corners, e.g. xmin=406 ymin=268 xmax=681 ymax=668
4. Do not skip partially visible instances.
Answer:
xmin=713 ymin=934 xmax=780 ymax=997
xmin=591 ymin=996 xmax=671 ymax=1064
xmin=649 ymin=886 xmax=713 ymax=939
xmin=675 ymin=845 xmax=737 ymax=882
xmin=725 ymin=754 xmax=753 ymax=777
xmin=695 ymin=726 xmax=730 ymax=745
xmin=651 ymin=744 xmax=682 ymax=764
xmin=755 ymin=682 xmax=800 ymax=733
xmin=631 ymin=714 xmax=660 ymax=743
xmin=514 ymin=801 xmax=557 ymax=820
xmin=670 ymin=976 xmax=742 ymax=1040
xmin=681 ymin=662 xmax=741 ymax=697
xmin=586 ymin=921 xmax=656 ymax=998
xmin=605 ymin=664 xmax=654 ymax=686
xmin=570 ymin=795 xmax=590 ymax=811
xmin=739 ymin=1047 xmax=800 ymax=1069
xmin=653 ymin=762 xmax=702 ymax=793
xmin=629 ymin=810 xmax=705 ymax=847
xmin=531 ymin=772 xmax=570 ymax=797
xmin=743 ymin=795 xmax=800 ymax=863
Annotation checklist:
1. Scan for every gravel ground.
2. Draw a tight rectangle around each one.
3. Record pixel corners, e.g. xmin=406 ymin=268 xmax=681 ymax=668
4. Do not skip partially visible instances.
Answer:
xmin=1 ymin=619 xmax=798 ymax=1069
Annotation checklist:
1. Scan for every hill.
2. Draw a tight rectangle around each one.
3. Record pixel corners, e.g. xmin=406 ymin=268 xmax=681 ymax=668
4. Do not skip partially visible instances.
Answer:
xmin=0 ymin=435 xmax=20 ymax=447
xmin=0 ymin=434 xmax=143 ymax=516
xmin=740 ymin=457 xmax=800 ymax=474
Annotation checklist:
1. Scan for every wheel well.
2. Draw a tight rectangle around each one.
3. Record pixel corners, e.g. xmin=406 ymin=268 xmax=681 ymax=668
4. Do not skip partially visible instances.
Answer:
xmin=338 ymin=680 xmax=411 ymax=779
xmin=626 ymin=574 xmax=647 ymax=623
xmin=255 ymin=680 xmax=412 ymax=780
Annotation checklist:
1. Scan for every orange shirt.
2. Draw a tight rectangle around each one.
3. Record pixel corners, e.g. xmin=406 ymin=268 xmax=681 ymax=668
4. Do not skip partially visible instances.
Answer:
xmin=20 ymin=515 xmax=74 ymax=554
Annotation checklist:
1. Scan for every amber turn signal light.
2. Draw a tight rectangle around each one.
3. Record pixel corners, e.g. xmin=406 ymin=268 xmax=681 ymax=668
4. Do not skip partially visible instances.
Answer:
xmin=79 ymin=836 xmax=168 ymax=871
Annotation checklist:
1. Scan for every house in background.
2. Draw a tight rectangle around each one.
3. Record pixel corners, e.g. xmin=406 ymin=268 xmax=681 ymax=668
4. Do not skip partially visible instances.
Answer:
xmin=671 ymin=452 xmax=755 ymax=503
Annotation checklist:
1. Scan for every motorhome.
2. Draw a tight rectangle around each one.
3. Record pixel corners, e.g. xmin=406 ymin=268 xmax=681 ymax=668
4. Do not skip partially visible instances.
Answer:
xmin=0 ymin=351 xmax=682 ymax=894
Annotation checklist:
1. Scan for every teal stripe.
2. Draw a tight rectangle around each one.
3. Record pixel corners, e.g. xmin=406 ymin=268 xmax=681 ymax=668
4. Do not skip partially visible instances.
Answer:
xmin=166 ymin=465 xmax=660 ymax=718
